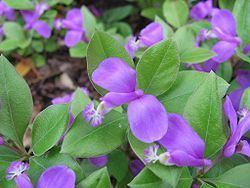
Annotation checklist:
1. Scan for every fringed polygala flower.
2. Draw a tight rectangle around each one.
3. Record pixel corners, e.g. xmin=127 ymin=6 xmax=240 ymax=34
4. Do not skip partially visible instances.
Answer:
xmin=190 ymin=0 xmax=217 ymax=21
xmin=0 ymin=0 xmax=16 ymax=21
xmin=139 ymin=22 xmax=164 ymax=47
xmin=145 ymin=114 xmax=212 ymax=167
xmin=61 ymin=9 xmax=87 ymax=47
xmin=228 ymin=70 xmax=250 ymax=110
xmin=6 ymin=161 xmax=33 ymax=188
xmin=125 ymin=36 xmax=140 ymax=59
xmin=84 ymin=57 xmax=168 ymax=143
xmin=223 ymin=96 xmax=250 ymax=158
xmin=37 ymin=165 xmax=75 ymax=188
xmin=89 ymin=155 xmax=108 ymax=167
xmin=21 ymin=3 xmax=51 ymax=38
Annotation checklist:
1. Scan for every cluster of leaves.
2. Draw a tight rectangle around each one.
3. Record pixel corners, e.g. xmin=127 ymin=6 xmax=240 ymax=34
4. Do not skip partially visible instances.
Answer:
xmin=0 ymin=0 xmax=250 ymax=187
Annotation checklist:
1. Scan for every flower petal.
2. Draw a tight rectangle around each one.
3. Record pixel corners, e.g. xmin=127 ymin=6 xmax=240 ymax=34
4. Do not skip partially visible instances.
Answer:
xmin=129 ymin=159 xmax=144 ymax=176
xmin=102 ymin=90 xmax=143 ymax=108
xmin=169 ymin=150 xmax=212 ymax=167
xmin=21 ymin=11 xmax=36 ymax=23
xmin=37 ymin=165 xmax=75 ymax=188
xmin=92 ymin=58 xmax=136 ymax=93
xmin=212 ymin=41 xmax=237 ymax=63
xmin=236 ymin=70 xmax=250 ymax=89
xmin=89 ymin=155 xmax=108 ymax=167
xmin=159 ymin=114 xmax=205 ymax=159
xmin=190 ymin=0 xmax=210 ymax=21
xmin=15 ymin=173 xmax=33 ymax=188
xmin=228 ymin=88 xmax=244 ymax=111
xmin=128 ymin=94 xmax=168 ymax=143
xmin=65 ymin=8 xmax=83 ymax=27
xmin=224 ymin=96 xmax=238 ymax=134
xmin=139 ymin=22 xmax=164 ymax=47
xmin=64 ymin=30 xmax=83 ymax=47
xmin=33 ymin=20 xmax=51 ymax=38
xmin=212 ymin=10 xmax=237 ymax=37
xmin=236 ymin=140 xmax=250 ymax=157
xmin=52 ymin=94 xmax=72 ymax=104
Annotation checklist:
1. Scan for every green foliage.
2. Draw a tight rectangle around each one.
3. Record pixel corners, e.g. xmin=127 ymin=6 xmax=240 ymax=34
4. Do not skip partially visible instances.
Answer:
xmin=137 ymin=39 xmax=180 ymax=96
xmin=3 ymin=0 xmax=34 ymax=9
xmin=32 ymin=104 xmax=69 ymax=156
xmin=0 ymin=56 xmax=33 ymax=148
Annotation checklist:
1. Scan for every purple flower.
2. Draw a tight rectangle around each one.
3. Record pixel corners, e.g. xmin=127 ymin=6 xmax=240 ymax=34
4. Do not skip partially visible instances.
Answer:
xmin=125 ymin=36 xmax=140 ymax=59
xmin=37 ymin=165 xmax=75 ymax=188
xmin=61 ymin=9 xmax=87 ymax=47
xmin=190 ymin=0 xmax=217 ymax=21
xmin=139 ymin=22 xmax=164 ymax=47
xmin=229 ymin=70 xmax=250 ymax=110
xmin=89 ymin=155 xmax=108 ymax=167
xmin=223 ymin=96 xmax=250 ymax=158
xmin=84 ymin=57 xmax=168 ymax=143
xmin=54 ymin=18 xmax=63 ymax=30
xmin=0 ymin=136 xmax=4 ymax=145
xmin=0 ymin=26 xmax=4 ymax=40
xmin=243 ymin=44 xmax=250 ymax=55
xmin=83 ymin=102 xmax=105 ymax=126
xmin=129 ymin=159 xmax=144 ymax=176
xmin=21 ymin=3 xmax=51 ymax=38
xmin=0 ymin=0 xmax=16 ymax=21
xmin=6 ymin=161 xmax=33 ymax=188
xmin=144 ymin=114 xmax=211 ymax=167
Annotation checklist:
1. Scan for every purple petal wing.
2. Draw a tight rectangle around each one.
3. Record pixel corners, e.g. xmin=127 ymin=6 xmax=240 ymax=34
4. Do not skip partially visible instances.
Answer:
xmin=169 ymin=150 xmax=212 ymax=167
xmin=15 ymin=173 xmax=33 ymax=188
xmin=64 ymin=30 xmax=83 ymax=47
xmin=212 ymin=10 xmax=237 ymax=37
xmin=89 ymin=155 xmax=108 ymax=167
xmin=102 ymin=91 xmax=143 ymax=108
xmin=236 ymin=70 xmax=250 ymax=88
xmin=139 ymin=22 xmax=164 ymax=47
xmin=65 ymin=8 xmax=83 ymax=28
xmin=127 ymin=94 xmax=168 ymax=143
xmin=224 ymin=96 xmax=238 ymax=134
xmin=159 ymin=114 xmax=205 ymax=159
xmin=203 ymin=60 xmax=219 ymax=72
xmin=212 ymin=41 xmax=237 ymax=63
xmin=37 ymin=165 xmax=75 ymax=188
xmin=21 ymin=11 xmax=36 ymax=24
xmin=52 ymin=94 xmax=73 ymax=104
xmin=92 ymin=57 xmax=136 ymax=93
xmin=228 ymin=88 xmax=244 ymax=111
xmin=236 ymin=140 xmax=250 ymax=157
xmin=5 ymin=8 xmax=16 ymax=21
xmin=33 ymin=20 xmax=51 ymax=38
xmin=190 ymin=1 xmax=209 ymax=21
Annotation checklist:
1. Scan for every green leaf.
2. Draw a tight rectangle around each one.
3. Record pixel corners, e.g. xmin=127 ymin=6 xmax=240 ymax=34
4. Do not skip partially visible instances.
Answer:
xmin=81 ymin=6 xmax=96 ymax=39
xmin=158 ymin=71 xmax=229 ymax=114
xmin=32 ymin=54 xmax=46 ymax=67
xmin=176 ymin=167 xmax=193 ymax=188
xmin=61 ymin=111 xmax=127 ymax=158
xmin=205 ymin=154 xmax=248 ymax=178
xmin=77 ymin=167 xmax=112 ymax=188
xmin=28 ymin=148 xmax=84 ymax=185
xmin=174 ymin=26 xmax=196 ymax=53
xmin=217 ymin=62 xmax=233 ymax=82
xmin=240 ymin=88 xmax=250 ymax=110
xmin=183 ymin=72 xmax=226 ymax=158
xmin=236 ymin=48 xmax=250 ymax=63
xmin=163 ymin=0 xmax=189 ymax=28
xmin=31 ymin=40 xmax=44 ymax=53
xmin=44 ymin=39 xmax=58 ymax=52
xmin=155 ymin=16 xmax=173 ymax=39
xmin=137 ymin=39 xmax=180 ymax=96
xmin=209 ymin=164 xmax=250 ymax=187
xmin=0 ymin=39 xmax=18 ymax=51
xmin=128 ymin=132 xmax=183 ymax=187
xmin=32 ymin=104 xmax=69 ymax=156
xmin=69 ymin=42 xmax=88 ymax=58
xmin=103 ymin=5 xmax=134 ymax=23
xmin=3 ymin=0 xmax=34 ymax=9
xmin=0 ymin=56 xmax=33 ymax=147
xmin=3 ymin=22 xmax=26 ymax=42
xmin=107 ymin=150 xmax=129 ymax=182
xmin=0 ymin=146 xmax=21 ymax=180
xmin=141 ymin=8 xmax=163 ymax=20
xmin=180 ymin=48 xmax=216 ymax=64
xmin=233 ymin=0 xmax=250 ymax=44
xmin=111 ymin=22 xmax=132 ymax=37
xmin=71 ymin=88 xmax=91 ymax=118
xmin=87 ymin=31 xmax=133 ymax=95
xmin=128 ymin=168 xmax=166 ymax=188
xmin=219 ymin=0 xmax=235 ymax=10
xmin=60 ymin=0 xmax=73 ymax=5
